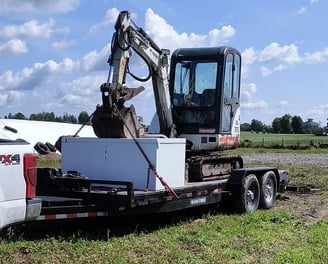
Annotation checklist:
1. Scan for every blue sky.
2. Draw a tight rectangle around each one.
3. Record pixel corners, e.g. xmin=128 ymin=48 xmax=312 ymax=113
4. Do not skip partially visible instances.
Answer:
xmin=0 ymin=0 xmax=327 ymax=126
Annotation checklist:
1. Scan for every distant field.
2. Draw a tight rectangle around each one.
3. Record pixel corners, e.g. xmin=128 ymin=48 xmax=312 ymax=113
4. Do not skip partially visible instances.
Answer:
xmin=240 ymin=131 xmax=328 ymax=148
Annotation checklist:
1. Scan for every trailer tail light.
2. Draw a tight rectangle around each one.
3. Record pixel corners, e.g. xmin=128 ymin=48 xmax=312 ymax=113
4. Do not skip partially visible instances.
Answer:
xmin=23 ymin=154 xmax=37 ymax=199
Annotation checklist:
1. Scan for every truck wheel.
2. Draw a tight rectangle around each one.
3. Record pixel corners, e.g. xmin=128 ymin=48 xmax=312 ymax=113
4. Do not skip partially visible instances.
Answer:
xmin=235 ymin=174 xmax=260 ymax=213
xmin=259 ymin=171 xmax=277 ymax=209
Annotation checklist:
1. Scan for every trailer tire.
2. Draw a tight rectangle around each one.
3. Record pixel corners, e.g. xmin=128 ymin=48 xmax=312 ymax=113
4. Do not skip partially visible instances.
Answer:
xmin=259 ymin=171 xmax=277 ymax=209
xmin=235 ymin=174 xmax=260 ymax=213
xmin=45 ymin=142 xmax=57 ymax=152
xmin=34 ymin=142 xmax=50 ymax=155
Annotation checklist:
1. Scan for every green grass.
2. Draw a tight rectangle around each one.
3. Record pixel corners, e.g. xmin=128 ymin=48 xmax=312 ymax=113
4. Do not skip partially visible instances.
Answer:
xmin=227 ymin=148 xmax=328 ymax=191
xmin=1 ymin=210 xmax=327 ymax=263
xmin=240 ymin=131 xmax=328 ymax=149
xmin=1 ymin=145 xmax=327 ymax=263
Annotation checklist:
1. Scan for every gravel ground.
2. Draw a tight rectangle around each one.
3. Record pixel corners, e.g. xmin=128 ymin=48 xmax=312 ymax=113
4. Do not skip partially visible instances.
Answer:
xmin=242 ymin=153 xmax=328 ymax=166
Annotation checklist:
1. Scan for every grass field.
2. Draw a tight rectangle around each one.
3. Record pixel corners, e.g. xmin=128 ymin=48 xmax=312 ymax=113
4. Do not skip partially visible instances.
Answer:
xmin=0 ymin=210 xmax=327 ymax=264
xmin=1 ymin=145 xmax=327 ymax=263
xmin=241 ymin=131 xmax=328 ymax=148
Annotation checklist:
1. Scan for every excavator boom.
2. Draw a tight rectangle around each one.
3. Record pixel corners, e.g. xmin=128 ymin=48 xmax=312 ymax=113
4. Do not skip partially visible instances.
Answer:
xmin=91 ymin=11 xmax=174 ymax=138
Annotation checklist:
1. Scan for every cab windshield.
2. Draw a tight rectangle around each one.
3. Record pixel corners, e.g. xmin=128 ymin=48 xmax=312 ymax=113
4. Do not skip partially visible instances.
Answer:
xmin=172 ymin=61 xmax=217 ymax=125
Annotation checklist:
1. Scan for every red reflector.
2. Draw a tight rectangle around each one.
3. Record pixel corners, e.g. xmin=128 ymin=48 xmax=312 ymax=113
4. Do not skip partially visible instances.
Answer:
xmin=23 ymin=154 xmax=37 ymax=199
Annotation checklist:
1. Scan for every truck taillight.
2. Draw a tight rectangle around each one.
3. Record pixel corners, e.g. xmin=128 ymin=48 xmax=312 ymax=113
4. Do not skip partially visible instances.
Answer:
xmin=23 ymin=154 xmax=37 ymax=199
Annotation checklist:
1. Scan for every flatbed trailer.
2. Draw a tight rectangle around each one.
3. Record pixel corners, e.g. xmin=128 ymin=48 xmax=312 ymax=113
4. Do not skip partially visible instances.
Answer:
xmin=35 ymin=167 xmax=288 ymax=222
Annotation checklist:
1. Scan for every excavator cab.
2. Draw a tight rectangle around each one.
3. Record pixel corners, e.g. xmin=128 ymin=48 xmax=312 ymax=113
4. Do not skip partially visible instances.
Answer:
xmin=169 ymin=47 xmax=241 ymax=151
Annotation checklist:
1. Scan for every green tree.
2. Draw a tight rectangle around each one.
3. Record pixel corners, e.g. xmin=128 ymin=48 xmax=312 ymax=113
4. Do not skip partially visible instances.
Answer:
xmin=62 ymin=113 xmax=77 ymax=124
xmin=240 ymin=122 xmax=251 ymax=131
xmin=12 ymin=112 xmax=26 ymax=119
xmin=272 ymin=117 xmax=281 ymax=133
xmin=78 ymin=111 xmax=90 ymax=124
xmin=280 ymin=114 xmax=292 ymax=133
xmin=44 ymin=112 xmax=56 ymax=121
xmin=291 ymin=115 xmax=304 ymax=134
xmin=29 ymin=113 xmax=37 ymax=120
xmin=250 ymin=119 xmax=264 ymax=133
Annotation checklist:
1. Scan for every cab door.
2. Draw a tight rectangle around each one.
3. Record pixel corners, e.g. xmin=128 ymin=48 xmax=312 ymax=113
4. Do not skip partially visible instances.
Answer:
xmin=221 ymin=53 xmax=241 ymax=133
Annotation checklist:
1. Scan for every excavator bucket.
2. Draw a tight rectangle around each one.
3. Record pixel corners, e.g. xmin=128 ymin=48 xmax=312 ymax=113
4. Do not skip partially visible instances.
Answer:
xmin=91 ymin=104 xmax=144 ymax=138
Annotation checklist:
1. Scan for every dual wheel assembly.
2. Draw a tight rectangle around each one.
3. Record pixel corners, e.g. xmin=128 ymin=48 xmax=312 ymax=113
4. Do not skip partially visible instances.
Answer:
xmin=235 ymin=171 xmax=277 ymax=213
xmin=34 ymin=142 xmax=57 ymax=155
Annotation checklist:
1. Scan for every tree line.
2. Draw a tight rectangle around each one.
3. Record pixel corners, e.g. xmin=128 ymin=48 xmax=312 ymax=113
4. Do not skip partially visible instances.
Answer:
xmin=3 ymin=111 xmax=90 ymax=125
xmin=241 ymin=114 xmax=326 ymax=134
xmin=3 ymin=111 xmax=325 ymax=135
xmin=2 ymin=111 xmax=146 ymax=127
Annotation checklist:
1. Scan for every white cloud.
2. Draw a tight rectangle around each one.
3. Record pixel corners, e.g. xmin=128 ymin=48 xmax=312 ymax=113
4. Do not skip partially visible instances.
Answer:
xmin=277 ymin=101 xmax=289 ymax=107
xmin=0 ymin=58 xmax=78 ymax=91
xmin=57 ymin=75 xmax=105 ymax=98
xmin=0 ymin=0 xmax=79 ymax=14
xmin=0 ymin=91 xmax=25 ymax=107
xmin=304 ymin=47 xmax=328 ymax=64
xmin=41 ymin=75 xmax=106 ymax=111
xmin=0 ymin=94 xmax=7 ymax=107
xmin=241 ymin=42 xmax=328 ymax=77
xmin=0 ymin=19 xmax=55 ymax=39
xmin=52 ymin=39 xmax=77 ymax=49
xmin=242 ymin=47 xmax=257 ymax=66
xmin=260 ymin=64 xmax=286 ymax=76
xmin=257 ymin=42 xmax=301 ymax=64
xmin=241 ymin=47 xmax=257 ymax=77
xmin=0 ymin=39 xmax=28 ymax=55
xmin=296 ymin=0 xmax=318 ymax=16
xmin=296 ymin=6 xmax=307 ymax=15
xmin=89 ymin=8 xmax=120 ymax=33
xmin=307 ymin=104 xmax=328 ymax=124
xmin=144 ymin=8 xmax=235 ymax=50
xmin=6 ymin=90 xmax=25 ymax=107
xmin=240 ymin=82 xmax=267 ymax=111
xmin=241 ymin=82 xmax=257 ymax=100
xmin=86 ymin=9 xmax=235 ymax=79
xmin=81 ymin=44 xmax=111 ymax=71
xmin=242 ymin=100 xmax=268 ymax=109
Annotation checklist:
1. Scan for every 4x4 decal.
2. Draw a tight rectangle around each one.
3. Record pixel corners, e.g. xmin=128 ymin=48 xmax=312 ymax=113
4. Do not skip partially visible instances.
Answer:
xmin=0 ymin=154 xmax=20 ymax=165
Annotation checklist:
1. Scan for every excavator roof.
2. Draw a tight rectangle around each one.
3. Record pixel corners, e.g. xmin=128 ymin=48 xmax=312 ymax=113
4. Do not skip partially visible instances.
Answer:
xmin=171 ymin=46 xmax=240 ymax=59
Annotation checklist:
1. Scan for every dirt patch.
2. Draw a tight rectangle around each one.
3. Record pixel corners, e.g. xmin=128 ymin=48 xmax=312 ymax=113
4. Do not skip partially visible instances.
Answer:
xmin=242 ymin=152 xmax=328 ymax=224
xmin=275 ymin=192 xmax=328 ymax=224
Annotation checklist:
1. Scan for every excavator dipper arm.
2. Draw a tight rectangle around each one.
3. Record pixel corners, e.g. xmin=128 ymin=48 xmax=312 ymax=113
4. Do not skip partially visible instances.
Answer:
xmin=92 ymin=11 xmax=174 ymax=138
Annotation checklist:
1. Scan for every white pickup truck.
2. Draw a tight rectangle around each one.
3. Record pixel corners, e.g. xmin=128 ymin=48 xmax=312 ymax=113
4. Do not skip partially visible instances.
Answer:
xmin=0 ymin=136 xmax=41 ymax=230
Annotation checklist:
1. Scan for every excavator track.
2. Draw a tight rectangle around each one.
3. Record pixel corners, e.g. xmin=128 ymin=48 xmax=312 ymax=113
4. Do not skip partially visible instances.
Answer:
xmin=186 ymin=154 xmax=243 ymax=182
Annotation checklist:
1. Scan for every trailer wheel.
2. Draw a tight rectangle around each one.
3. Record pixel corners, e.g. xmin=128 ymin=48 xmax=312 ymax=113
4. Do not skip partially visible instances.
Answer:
xmin=259 ymin=171 xmax=277 ymax=209
xmin=235 ymin=174 xmax=260 ymax=213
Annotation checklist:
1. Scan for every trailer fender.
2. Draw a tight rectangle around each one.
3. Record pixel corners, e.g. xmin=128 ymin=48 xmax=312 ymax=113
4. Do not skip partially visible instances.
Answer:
xmin=228 ymin=167 xmax=281 ymax=191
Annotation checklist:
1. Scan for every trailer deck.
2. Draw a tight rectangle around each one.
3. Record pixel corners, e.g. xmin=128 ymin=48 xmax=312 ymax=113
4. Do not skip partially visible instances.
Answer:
xmin=35 ymin=167 xmax=288 ymax=221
